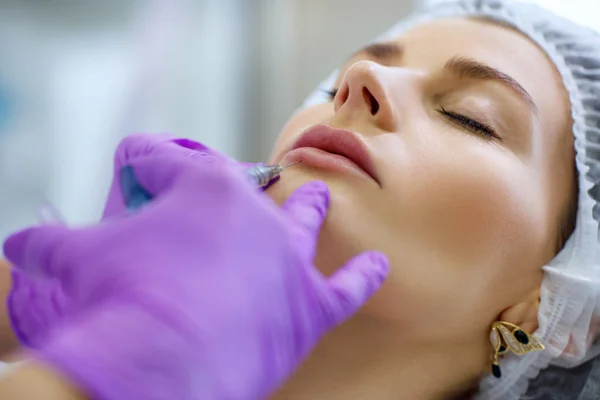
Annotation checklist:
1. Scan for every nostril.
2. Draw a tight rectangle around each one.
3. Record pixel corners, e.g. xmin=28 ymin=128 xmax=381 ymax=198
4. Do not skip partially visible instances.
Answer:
xmin=362 ymin=87 xmax=380 ymax=115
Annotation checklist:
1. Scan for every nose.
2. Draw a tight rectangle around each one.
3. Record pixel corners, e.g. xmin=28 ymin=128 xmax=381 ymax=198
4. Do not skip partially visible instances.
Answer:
xmin=334 ymin=60 xmax=398 ymax=132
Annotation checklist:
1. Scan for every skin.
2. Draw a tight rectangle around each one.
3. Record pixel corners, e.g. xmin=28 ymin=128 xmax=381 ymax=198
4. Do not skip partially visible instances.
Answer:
xmin=0 ymin=17 xmax=575 ymax=400
xmin=0 ymin=362 xmax=84 ymax=400
xmin=0 ymin=261 xmax=18 ymax=360
xmin=268 ymin=17 xmax=574 ymax=399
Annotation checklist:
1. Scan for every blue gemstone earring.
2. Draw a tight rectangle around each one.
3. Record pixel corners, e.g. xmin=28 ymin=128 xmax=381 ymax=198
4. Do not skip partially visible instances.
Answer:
xmin=490 ymin=321 xmax=545 ymax=378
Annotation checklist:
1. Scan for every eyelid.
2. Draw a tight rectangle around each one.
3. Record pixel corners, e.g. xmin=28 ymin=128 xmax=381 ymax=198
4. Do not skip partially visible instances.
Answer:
xmin=439 ymin=106 xmax=503 ymax=141
xmin=459 ymin=108 xmax=504 ymax=139
xmin=434 ymin=89 xmax=508 ymax=133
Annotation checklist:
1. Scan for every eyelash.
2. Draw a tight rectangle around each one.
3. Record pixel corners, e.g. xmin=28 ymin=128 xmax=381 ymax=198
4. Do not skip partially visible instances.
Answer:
xmin=439 ymin=106 xmax=499 ymax=140
xmin=322 ymin=88 xmax=338 ymax=99
xmin=322 ymin=88 xmax=500 ymax=141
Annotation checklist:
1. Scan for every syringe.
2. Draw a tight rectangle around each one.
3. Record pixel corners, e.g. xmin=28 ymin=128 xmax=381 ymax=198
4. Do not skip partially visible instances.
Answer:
xmin=244 ymin=161 xmax=300 ymax=188
xmin=120 ymin=161 xmax=300 ymax=211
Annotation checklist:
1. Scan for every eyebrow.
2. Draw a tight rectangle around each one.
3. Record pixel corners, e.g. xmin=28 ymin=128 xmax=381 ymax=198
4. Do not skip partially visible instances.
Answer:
xmin=353 ymin=44 xmax=537 ymax=113
xmin=443 ymin=57 xmax=538 ymax=113
xmin=353 ymin=42 xmax=403 ymax=60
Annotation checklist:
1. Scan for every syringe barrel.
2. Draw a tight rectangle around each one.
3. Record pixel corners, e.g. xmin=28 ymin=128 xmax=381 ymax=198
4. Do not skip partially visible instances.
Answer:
xmin=244 ymin=164 xmax=281 ymax=188
xmin=121 ymin=163 xmax=280 ymax=213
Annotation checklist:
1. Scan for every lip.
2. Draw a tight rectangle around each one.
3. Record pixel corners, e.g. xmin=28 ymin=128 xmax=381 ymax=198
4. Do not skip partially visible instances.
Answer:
xmin=280 ymin=125 xmax=380 ymax=185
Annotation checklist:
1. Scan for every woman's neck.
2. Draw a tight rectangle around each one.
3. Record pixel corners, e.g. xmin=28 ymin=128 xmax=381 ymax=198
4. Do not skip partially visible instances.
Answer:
xmin=271 ymin=315 xmax=487 ymax=400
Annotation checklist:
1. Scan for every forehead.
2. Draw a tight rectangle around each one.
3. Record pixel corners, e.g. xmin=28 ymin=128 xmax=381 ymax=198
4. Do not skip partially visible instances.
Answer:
xmin=386 ymin=18 xmax=570 ymax=134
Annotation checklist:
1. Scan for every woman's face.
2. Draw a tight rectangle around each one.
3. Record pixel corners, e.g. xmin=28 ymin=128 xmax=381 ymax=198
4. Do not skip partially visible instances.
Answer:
xmin=266 ymin=18 xmax=574 ymax=346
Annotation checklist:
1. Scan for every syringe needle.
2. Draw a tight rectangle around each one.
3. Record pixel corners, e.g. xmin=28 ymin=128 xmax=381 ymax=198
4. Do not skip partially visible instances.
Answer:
xmin=281 ymin=160 xmax=301 ymax=169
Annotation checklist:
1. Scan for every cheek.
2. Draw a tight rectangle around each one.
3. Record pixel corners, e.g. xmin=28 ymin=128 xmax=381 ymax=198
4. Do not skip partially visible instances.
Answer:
xmin=380 ymin=131 xmax=548 ymax=268
xmin=358 ymin=133 xmax=551 ymax=333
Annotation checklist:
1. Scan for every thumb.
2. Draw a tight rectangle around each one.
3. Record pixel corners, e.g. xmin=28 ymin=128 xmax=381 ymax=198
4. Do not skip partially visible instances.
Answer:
xmin=3 ymin=225 xmax=72 ymax=279
xmin=281 ymin=181 xmax=330 ymax=238
xmin=125 ymin=149 xmax=223 ymax=200
xmin=117 ymin=134 xmax=235 ymax=200
xmin=105 ymin=136 xmax=230 ymax=217
xmin=322 ymin=251 xmax=389 ymax=327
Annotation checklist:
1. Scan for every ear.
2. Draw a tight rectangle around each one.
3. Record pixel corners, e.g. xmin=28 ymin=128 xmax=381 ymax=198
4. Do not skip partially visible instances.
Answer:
xmin=498 ymin=288 xmax=541 ymax=334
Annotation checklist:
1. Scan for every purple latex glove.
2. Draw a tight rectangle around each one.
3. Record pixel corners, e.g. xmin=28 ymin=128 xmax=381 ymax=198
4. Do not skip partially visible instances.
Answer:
xmin=102 ymin=133 xmax=244 ymax=218
xmin=3 ymin=159 xmax=389 ymax=400
xmin=7 ymin=133 xmax=254 ymax=349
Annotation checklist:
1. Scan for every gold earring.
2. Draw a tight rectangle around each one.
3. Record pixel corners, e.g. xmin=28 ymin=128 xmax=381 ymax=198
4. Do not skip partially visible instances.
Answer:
xmin=489 ymin=321 xmax=545 ymax=378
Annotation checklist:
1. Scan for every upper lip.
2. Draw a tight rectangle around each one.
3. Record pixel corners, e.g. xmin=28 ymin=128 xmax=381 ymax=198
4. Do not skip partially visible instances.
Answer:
xmin=288 ymin=124 xmax=380 ymax=185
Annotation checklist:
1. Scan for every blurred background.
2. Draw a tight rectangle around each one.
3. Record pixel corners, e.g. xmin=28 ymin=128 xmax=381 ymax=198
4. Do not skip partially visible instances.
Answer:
xmin=0 ymin=0 xmax=597 ymax=240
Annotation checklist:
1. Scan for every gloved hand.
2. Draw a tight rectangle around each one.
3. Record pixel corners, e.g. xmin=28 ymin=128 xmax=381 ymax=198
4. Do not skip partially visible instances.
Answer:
xmin=102 ymin=133 xmax=242 ymax=218
xmin=6 ymin=133 xmax=253 ymax=349
xmin=3 ymin=159 xmax=389 ymax=400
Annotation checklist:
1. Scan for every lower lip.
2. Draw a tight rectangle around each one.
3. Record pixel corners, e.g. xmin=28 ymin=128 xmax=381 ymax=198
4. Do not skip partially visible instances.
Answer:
xmin=281 ymin=147 xmax=373 ymax=181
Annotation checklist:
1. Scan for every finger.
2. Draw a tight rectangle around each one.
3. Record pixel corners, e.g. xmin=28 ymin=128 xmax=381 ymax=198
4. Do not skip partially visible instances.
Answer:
xmin=123 ymin=148 xmax=225 ymax=200
xmin=237 ymin=162 xmax=261 ymax=169
xmin=114 ymin=134 xmax=213 ymax=166
xmin=114 ymin=133 xmax=178 ymax=164
xmin=128 ymin=153 xmax=247 ymax=204
xmin=115 ymin=134 xmax=231 ymax=198
xmin=104 ymin=135 xmax=215 ymax=217
xmin=3 ymin=225 xmax=72 ymax=279
xmin=322 ymin=251 xmax=389 ymax=327
xmin=281 ymin=181 xmax=330 ymax=238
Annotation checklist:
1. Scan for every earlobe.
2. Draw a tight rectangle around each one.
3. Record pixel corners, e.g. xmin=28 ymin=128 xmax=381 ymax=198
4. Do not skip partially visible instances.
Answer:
xmin=497 ymin=289 xmax=541 ymax=334
xmin=488 ymin=289 xmax=544 ymax=379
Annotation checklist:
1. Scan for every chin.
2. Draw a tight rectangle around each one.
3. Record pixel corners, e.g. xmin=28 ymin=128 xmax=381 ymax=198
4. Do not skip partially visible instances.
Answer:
xmin=266 ymin=168 xmax=371 ymax=278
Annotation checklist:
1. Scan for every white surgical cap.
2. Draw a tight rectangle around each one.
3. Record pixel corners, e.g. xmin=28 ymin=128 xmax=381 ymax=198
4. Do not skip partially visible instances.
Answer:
xmin=302 ymin=0 xmax=600 ymax=398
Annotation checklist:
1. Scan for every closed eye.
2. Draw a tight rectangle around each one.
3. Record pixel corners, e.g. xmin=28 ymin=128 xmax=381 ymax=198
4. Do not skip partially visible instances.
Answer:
xmin=323 ymin=88 xmax=338 ymax=100
xmin=439 ymin=107 xmax=501 ymax=141
xmin=324 ymin=88 xmax=501 ymax=141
